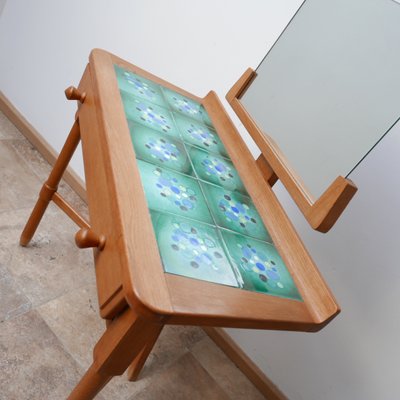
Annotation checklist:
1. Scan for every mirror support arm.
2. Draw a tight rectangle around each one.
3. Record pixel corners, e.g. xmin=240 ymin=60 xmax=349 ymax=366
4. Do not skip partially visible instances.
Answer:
xmin=226 ymin=68 xmax=357 ymax=233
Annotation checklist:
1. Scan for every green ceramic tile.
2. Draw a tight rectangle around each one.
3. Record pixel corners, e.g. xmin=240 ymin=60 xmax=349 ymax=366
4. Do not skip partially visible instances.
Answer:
xmin=200 ymin=106 xmax=213 ymax=127
xmin=200 ymin=182 xmax=271 ymax=242
xmin=173 ymin=113 xmax=229 ymax=158
xmin=150 ymin=211 xmax=239 ymax=287
xmin=114 ymin=65 xmax=166 ymax=107
xmin=120 ymin=91 xmax=181 ymax=139
xmin=162 ymin=87 xmax=212 ymax=126
xmin=188 ymin=146 xmax=247 ymax=194
xmin=114 ymin=65 xmax=301 ymax=294
xmin=128 ymin=121 xmax=193 ymax=175
xmin=221 ymin=230 xmax=302 ymax=300
xmin=137 ymin=160 xmax=213 ymax=224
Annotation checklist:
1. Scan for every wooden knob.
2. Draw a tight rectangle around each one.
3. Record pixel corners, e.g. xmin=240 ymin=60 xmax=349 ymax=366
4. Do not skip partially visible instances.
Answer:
xmin=75 ymin=228 xmax=106 ymax=250
xmin=65 ymin=86 xmax=86 ymax=103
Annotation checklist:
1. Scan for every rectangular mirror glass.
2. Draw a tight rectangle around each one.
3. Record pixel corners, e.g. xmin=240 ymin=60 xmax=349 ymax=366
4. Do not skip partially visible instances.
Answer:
xmin=241 ymin=0 xmax=400 ymax=197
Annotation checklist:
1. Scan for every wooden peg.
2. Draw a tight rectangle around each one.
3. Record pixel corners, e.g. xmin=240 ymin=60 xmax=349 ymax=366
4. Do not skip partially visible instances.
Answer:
xmin=65 ymin=86 xmax=86 ymax=103
xmin=75 ymin=228 xmax=106 ymax=250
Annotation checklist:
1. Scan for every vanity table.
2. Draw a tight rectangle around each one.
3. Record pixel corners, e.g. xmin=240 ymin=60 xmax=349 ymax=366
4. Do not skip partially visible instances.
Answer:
xmin=20 ymin=49 xmax=339 ymax=399
xmin=18 ymin=0 xmax=400 ymax=397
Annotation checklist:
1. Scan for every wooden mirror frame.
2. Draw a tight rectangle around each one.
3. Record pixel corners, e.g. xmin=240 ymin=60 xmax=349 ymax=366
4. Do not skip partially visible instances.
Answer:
xmin=226 ymin=68 xmax=358 ymax=233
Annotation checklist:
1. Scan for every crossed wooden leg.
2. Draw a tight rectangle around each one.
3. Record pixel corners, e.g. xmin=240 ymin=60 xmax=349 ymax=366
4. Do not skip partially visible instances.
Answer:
xmin=19 ymin=116 xmax=162 ymax=398
xmin=127 ymin=323 xmax=163 ymax=381
xmin=67 ymin=308 xmax=163 ymax=400
xmin=19 ymin=119 xmax=85 ymax=246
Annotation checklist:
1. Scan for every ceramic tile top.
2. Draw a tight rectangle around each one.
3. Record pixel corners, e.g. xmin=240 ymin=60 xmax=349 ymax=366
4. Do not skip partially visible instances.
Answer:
xmin=137 ymin=159 xmax=213 ymax=224
xmin=221 ymin=230 xmax=301 ymax=299
xmin=174 ymin=113 xmax=229 ymax=158
xmin=115 ymin=64 xmax=302 ymax=300
xmin=120 ymin=91 xmax=181 ymax=139
xmin=188 ymin=146 xmax=247 ymax=194
xmin=115 ymin=65 xmax=166 ymax=107
xmin=151 ymin=211 xmax=238 ymax=287
xmin=162 ymin=87 xmax=213 ymax=126
xmin=128 ymin=121 xmax=193 ymax=175
xmin=200 ymin=182 xmax=271 ymax=242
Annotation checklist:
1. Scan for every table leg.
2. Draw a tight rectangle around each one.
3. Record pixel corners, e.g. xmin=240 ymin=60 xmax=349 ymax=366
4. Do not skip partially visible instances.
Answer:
xmin=20 ymin=119 xmax=81 ymax=246
xmin=67 ymin=308 xmax=163 ymax=400
xmin=66 ymin=364 xmax=112 ymax=400
xmin=127 ymin=323 xmax=163 ymax=381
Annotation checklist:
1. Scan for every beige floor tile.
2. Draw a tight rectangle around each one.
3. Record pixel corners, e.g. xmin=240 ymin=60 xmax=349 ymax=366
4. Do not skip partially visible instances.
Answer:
xmin=137 ymin=324 xmax=205 ymax=379
xmin=0 ymin=310 xmax=104 ymax=400
xmin=0 ymin=139 xmax=43 ymax=211
xmin=0 ymin=263 xmax=31 ymax=322
xmin=8 ymin=137 xmax=52 ymax=182
xmin=132 ymin=353 xmax=231 ymax=400
xmin=173 ymin=324 xmax=206 ymax=349
xmin=0 ymin=206 xmax=95 ymax=307
xmin=100 ymin=372 xmax=150 ymax=400
xmin=191 ymin=336 xmax=265 ymax=400
xmin=37 ymin=284 xmax=102 ymax=368
xmin=0 ymin=110 xmax=21 ymax=140
xmin=38 ymin=284 xmax=207 ymax=399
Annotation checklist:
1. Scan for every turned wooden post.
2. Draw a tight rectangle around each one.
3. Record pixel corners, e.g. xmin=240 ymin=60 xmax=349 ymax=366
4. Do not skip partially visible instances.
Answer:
xmin=75 ymin=228 xmax=106 ymax=250
xmin=20 ymin=87 xmax=85 ymax=246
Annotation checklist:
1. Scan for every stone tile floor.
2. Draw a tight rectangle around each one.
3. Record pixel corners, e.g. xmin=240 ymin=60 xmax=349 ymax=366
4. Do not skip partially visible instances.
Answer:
xmin=0 ymin=110 xmax=265 ymax=399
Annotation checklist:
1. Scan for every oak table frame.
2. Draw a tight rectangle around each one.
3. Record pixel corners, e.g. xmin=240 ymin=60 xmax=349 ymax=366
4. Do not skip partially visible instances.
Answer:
xmin=20 ymin=49 xmax=340 ymax=399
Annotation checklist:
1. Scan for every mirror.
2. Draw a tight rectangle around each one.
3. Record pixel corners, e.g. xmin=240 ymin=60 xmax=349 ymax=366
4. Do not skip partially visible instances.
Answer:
xmin=240 ymin=0 xmax=400 ymax=198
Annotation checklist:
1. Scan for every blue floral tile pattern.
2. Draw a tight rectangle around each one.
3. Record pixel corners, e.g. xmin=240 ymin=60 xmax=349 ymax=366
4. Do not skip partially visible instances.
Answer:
xmin=162 ymin=87 xmax=212 ymax=126
xmin=114 ymin=64 xmax=301 ymax=301
xmin=120 ymin=91 xmax=181 ymax=139
xmin=221 ymin=230 xmax=302 ymax=300
xmin=173 ymin=113 xmax=229 ymax=158
xmin=137 ymin=160 xmax=213 ymax=224
xmin=128 ymin=121 xmax=193 ymax=175
xmin=115 ymin=66 xmax=166 ymax=107
xmin=151 ymin=211 xmax=239 ymax=287
xmin=188 ymin=146 xmax=247 ymax=194
xmin=200 ymin=182 xmax=271 ymax=242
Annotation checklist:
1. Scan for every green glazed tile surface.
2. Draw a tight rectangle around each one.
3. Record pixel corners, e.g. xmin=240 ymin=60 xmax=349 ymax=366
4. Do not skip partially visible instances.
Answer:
xmin=174 ymin=113 xmax=229 ymax=158
xmin=200 ymin=182 xmax=271 ymax=242
xmin=137 ymin=160 xmax=213 ymax=224
xmin=151 ymin=211 xmax=239 ymax=287
xmin=188 ymin=146 xmax=247 ymax=194
xmin=115 ymin=64 xmax=301 ymax=300
xmin=162 ymin=87 xmax=212 ymax=126
xmin=128 ymin=121 xmax=193 ymax=175
xmin=115 ymin=65 xmax=166 ymax=107
xmin=120 ymin=91 xmax=181 ymax=139
xmin=221 ymin=230 xmax=302 ymax=300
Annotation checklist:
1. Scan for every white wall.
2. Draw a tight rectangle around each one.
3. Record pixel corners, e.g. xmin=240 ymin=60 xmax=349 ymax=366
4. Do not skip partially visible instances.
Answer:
xmin=228 ymin=120 xmax=400 ymax=400
xmin=1 ymin=1 xmax=399 ymax=399
xmin=0 ymin=0 xmax=6 ymax=18
xmin=0 ymin=0 xmax=301 ymax=176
